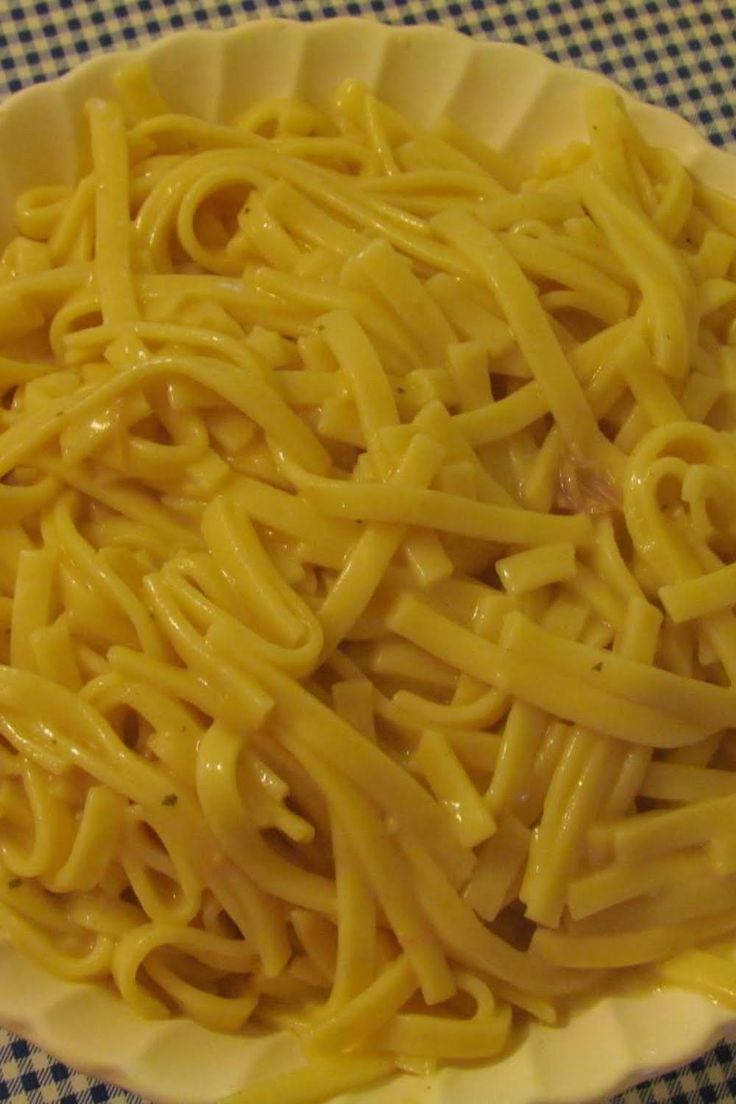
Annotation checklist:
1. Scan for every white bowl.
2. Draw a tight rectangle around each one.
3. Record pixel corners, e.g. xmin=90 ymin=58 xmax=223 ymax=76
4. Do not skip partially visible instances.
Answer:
xmin=1 ymin=17 xmax=736 ymax=1104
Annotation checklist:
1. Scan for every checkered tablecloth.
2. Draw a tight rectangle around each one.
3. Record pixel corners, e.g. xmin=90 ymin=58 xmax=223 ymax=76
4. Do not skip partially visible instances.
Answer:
xmin=1 ymin=1 xmax=735 ymax=1102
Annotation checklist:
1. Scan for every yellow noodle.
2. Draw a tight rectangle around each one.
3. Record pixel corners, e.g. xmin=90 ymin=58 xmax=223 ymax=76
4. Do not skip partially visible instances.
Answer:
xmin=2 ymin=63 xmax=736 ymax=1104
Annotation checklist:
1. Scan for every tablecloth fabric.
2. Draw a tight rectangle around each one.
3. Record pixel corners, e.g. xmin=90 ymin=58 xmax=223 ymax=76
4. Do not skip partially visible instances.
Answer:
xmin=0 ymin=1 xmax=735 ymax=1102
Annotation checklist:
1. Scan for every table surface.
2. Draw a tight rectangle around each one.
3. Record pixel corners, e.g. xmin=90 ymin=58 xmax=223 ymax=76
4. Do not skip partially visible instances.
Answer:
xmin=0 ymin=1 xmax=735 ymax=1103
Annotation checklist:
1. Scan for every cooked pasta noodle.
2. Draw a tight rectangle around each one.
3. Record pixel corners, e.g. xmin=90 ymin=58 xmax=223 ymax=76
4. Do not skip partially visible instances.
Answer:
xmin=3 ymin=59 xmax=736 ymax=1103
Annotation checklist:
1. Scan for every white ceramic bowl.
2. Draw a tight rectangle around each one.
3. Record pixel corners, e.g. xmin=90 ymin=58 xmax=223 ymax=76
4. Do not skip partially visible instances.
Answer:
xmin=1 ymin=17 xmax=736 ymax=1104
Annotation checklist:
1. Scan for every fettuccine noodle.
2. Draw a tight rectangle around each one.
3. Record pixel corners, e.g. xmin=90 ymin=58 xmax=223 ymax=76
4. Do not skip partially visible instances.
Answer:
xmin=2 ymin=60 xmax=736 ymax=1103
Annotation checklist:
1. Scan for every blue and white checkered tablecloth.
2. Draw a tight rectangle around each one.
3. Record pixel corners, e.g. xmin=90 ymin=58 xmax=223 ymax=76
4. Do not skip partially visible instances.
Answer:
xmin=0 ymin=2 xmax=735 ymax=1103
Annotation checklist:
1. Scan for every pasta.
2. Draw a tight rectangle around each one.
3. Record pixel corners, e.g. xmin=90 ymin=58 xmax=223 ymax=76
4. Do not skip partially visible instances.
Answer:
xmin=3 ymin=58 xmax=736 ymax=1104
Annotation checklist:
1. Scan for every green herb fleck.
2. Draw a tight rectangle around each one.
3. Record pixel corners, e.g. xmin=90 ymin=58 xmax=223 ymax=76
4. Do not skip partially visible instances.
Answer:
xmin=8 ymin=877 xmax=22 ymax=889
xmin=162 ymin=793 xmax=178 ymax=807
